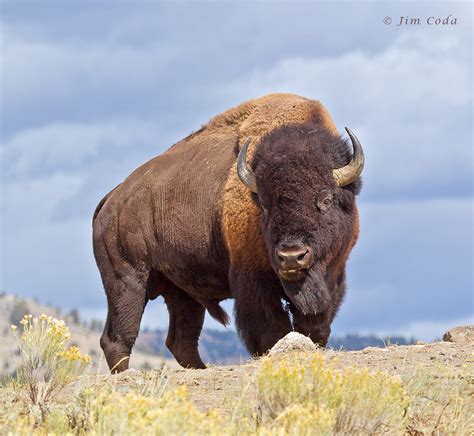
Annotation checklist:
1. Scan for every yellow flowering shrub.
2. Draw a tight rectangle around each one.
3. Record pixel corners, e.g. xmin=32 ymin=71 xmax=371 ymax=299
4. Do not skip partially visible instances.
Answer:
xmin=11 ymin=314 xmax=90 ymax=414
xmin=81 ymin=386 xmax=226 ymax=435
xmin=259 ymin=404 xmax=335 ymax=436
xmin=257 ymin=352 xmax=409 ymax=434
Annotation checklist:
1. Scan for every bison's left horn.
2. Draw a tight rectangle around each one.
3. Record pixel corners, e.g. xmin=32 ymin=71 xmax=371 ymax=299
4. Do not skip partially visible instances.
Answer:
xmin=237 ymin=139 xmax=258 ymax=193
xmin=332 ymin=127 xmax=365 ymax=187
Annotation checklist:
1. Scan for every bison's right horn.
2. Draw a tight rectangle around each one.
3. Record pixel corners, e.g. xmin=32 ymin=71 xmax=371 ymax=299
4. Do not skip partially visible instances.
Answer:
xmin=332 ymin=127 xmax=365 ymax=187
xmin=237 ymin=139 xmax=258 ymax=193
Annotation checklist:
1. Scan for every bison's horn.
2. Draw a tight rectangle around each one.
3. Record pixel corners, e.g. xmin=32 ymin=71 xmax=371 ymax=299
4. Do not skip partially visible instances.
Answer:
xmin=237 ymin=139 xmax=258 ymax=193
xmin=332 ymin=127 xmax=365 ymax=187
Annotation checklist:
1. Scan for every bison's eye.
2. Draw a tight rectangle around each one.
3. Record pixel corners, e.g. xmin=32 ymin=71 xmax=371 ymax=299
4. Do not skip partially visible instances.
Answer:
xmin=317 ymin=193 xmax=333 ymax=212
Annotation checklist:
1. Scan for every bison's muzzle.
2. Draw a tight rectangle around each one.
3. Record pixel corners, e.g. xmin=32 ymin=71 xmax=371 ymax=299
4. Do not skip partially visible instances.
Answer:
xmin=276 ymin=244 xmax=312 ymax=282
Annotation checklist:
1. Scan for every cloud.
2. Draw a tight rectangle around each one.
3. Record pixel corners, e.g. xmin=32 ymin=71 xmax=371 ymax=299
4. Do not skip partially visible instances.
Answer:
xmin=332 ymin=196 xmax=473 ymax=337
xmin=2 ymin=120 xmax=169 ymax=178
xmin=6 ymin=2 xmax=461 ymax=137
xmin=1 ymin=172 xmax=84 ymax=227
xmin=1 ymin=120 xmax=180 ymax=227
xmin=394 ymin=315 xmax=474 ymax=342
xmin=1 ymin=26 xmax=182 ymax=136
xmin=220 ymin=30 xmax=472 ymax=201
xmin=1 ymin=216 xmax=104 ymax=309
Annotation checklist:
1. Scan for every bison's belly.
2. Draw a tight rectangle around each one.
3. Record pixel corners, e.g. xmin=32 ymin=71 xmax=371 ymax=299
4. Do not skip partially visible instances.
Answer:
xmin=157 ymin=258 xmax=231 ymax=300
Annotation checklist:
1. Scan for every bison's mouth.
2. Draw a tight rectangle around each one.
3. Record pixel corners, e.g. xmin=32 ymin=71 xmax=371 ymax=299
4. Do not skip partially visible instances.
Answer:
xmin=278 ymin=268 xmax=306 ymax=282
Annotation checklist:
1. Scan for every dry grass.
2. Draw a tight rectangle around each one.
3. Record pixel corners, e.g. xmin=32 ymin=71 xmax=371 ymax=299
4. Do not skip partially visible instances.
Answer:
xmin=403 ymin=362 xmax=474 ymax=434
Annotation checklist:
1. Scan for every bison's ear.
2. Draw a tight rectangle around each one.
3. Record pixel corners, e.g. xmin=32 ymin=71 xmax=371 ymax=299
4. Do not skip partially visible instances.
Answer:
xmin=337 ymin=188 xmax=357 ymax=211
xmin=353 ymin=178 xmax=362 ymax=195
xmin=345 ymin=177 xmax=362 ymax=196
xmin=339 ymin=178 xmax=362 ymax=210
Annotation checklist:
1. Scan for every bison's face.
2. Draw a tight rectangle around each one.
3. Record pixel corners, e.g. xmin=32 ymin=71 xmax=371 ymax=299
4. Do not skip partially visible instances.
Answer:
xmin=237 ymin=124 xmax=364 ymax=315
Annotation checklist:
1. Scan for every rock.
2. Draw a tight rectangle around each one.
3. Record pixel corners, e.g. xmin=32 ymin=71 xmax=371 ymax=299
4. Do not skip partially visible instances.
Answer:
xmin=416 ymin=340 xmax=427 ymax=345
xmin=362 ymin=346 xmax=388 ymax=353
xmin=268 ymin=332 xmax=317 ymax=355
xmin=442 ymin=326 xmax=474 ymax=344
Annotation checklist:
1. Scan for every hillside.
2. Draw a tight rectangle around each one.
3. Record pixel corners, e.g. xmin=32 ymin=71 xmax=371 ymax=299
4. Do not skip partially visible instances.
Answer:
xmin=0 ymin=294 xmax=177 ymax=376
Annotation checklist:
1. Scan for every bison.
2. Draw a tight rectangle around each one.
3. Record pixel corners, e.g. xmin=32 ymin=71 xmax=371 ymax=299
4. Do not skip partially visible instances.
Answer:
xmin=93 ymin=93 xmax=364 ymax=372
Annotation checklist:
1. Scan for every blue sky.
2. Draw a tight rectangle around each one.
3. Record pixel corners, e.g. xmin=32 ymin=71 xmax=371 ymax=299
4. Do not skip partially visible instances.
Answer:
xmin=1 ymin=1 xmax=472 ymax=340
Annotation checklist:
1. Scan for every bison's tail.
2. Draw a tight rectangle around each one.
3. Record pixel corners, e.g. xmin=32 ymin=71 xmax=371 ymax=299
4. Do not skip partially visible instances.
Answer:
xmin=92 ymin=194 xmax=109 ymax=223
xmin=198 ymin=299 xmax=230 ymax=327
xmin=92 ymin=184 xmax=121 ymax=224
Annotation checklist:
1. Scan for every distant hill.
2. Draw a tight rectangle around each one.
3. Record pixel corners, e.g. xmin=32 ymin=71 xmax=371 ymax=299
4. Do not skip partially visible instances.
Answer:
xmin=136 ymin=328 xmax=416 ymax=364
xmin=329 ymin=333 xmax=415 ymax=350
xmin=136 ymin=328 xmax=250 ymax=365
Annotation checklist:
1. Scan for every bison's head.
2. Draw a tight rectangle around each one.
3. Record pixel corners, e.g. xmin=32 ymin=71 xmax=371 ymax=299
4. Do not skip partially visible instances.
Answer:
xmin=237 ymin=123 xmax=364 ymax=316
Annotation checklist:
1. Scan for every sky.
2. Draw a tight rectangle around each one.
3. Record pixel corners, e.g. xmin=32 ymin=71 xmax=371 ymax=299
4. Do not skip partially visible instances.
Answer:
xmin=1 ymin=1 xmax=472 ymax=340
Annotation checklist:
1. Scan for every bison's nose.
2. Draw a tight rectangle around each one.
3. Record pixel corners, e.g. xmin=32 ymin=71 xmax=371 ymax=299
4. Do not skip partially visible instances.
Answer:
xmin=276 ymin=245 xmax=312 ymax=271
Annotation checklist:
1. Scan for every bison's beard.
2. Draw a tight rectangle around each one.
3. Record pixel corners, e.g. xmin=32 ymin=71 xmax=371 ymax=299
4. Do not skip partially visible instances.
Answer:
xmin=280 ymin=269 xmax=331 ymax=316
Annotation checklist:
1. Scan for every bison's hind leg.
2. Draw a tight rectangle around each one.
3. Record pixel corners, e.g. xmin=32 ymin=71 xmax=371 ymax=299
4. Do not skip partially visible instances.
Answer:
xmin=98 ymin=266 xmax=150 ymax=373
xmin=158 ymin=275 xmax=206 ymax=369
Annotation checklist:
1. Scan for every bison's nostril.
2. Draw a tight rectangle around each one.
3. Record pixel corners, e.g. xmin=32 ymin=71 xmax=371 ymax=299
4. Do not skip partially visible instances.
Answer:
xmin=276 ymin=246 xmax=312 ymax=269
xmin=297 ymin=250 xmax=309 ymax=262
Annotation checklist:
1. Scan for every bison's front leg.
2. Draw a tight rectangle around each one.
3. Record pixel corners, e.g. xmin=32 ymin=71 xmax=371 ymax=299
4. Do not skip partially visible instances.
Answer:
xmin=291 ymin=311 xmax=331 ymax=347
xmin=231 ymin=269 xmax=292 ymax=356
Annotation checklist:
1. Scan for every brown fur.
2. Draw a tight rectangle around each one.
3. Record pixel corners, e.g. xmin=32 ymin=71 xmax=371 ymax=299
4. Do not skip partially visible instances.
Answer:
xmin=93 ymin=93 xmax=360 ymax=372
